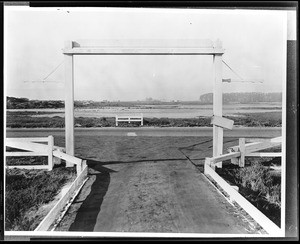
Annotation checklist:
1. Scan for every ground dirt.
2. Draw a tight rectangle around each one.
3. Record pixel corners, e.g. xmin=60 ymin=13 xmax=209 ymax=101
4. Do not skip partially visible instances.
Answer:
xmin=54 ymin=136 xmax=263 ymax=234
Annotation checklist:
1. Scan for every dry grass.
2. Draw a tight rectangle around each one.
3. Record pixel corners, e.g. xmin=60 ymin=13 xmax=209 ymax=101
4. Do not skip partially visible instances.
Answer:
xmin=217 ymin=157 xmax=281 ymax=227
xmin=5 ymin=162 xmax=76 ymax=231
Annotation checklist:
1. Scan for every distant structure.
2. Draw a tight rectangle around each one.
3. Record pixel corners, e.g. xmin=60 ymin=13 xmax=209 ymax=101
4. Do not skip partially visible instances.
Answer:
xmin=199 ymin=92 xmax=282 ymax=104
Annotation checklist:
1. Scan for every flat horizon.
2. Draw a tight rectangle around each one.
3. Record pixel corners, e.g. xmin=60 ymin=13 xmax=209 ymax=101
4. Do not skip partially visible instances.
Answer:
xmin=6 ymin=91 xmax=283 ymax=103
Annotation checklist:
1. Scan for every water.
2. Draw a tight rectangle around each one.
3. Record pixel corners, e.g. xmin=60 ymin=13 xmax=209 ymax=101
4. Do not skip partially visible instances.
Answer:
xmin=8 ymin=103 xmax=282 ymax=119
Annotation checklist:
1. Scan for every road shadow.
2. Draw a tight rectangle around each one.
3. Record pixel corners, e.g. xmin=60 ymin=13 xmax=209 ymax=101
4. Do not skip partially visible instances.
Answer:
xmin=88 ymin=157 xmax=201 ymax=165
xmin=68 ymin=159 xmax=114 ymax=231
xmin=177 ymin=138 xmax=239 ymax=172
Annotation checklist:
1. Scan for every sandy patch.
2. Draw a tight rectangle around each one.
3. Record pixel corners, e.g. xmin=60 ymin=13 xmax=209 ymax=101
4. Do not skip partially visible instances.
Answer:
xmin=21 ymin=181 xmax=74 ymax=231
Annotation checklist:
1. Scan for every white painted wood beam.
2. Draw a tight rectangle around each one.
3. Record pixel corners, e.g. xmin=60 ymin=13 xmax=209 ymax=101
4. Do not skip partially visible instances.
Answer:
xmin=62 ymin=39 xmax=224 ymax=55
xmin=64 ymin=41 xmax=75 ymax=167
xmin=246 ymin=152 xmax=282 ymax=157
xmin=71 ymin=38 xmax=215 ymax=48
xmin=5 ymin=141 xmax=48 ymax=153
xmin=6 ymin=137 xmax=50 ymax=142
xmin=53 ymin=150 xmax=82 ymax=166
xmin=213 ymin=50 xmax=223 ymax=168
xmin=63 ymin=47 xmax=225 ymax=55
xmin=211 ymin=115 xmax=234 ymax=130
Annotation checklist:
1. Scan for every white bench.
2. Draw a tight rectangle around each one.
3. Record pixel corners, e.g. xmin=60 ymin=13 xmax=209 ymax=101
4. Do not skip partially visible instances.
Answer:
xmin=116 ymin=114 xmax=143 ymax=126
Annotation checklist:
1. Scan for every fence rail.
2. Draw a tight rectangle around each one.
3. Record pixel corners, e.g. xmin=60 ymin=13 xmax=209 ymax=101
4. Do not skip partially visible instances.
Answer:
xmin=227 ymin=136 xmax=282 ymax=167
xmin=53 ymin=150 xmax=86 ymax=174
xmin=5 ymin=136 xmax=86 ymax=175
xmin=6 ymin=136 xmax=54 ymax=171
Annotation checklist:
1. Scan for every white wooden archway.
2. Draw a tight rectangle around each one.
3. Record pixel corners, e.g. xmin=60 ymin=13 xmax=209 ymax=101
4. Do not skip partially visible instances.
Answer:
xmin=62 ymin=39 xmax=226 ymax=167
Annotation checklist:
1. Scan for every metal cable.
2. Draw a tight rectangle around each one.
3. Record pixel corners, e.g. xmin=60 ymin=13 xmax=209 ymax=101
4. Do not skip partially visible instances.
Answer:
xmin=222 ymin=60 xmax=244 ymax=81
xmin=42 ymin=60 xmax=64 ymax=81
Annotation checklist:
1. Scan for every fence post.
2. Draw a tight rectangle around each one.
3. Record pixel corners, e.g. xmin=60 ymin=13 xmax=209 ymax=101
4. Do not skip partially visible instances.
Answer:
xmin=228 ymin=148 xmax=239 ymax=165
xmin=76 ymin=160 xmax=82 ymax=175
xmin=82 ymin=159 xmax=87 ymax=168
xmin=238 ymin=138 xmax=245 ymax=167
xmin=76 ymin=159 xmax=87 ymax=175
xmin=116 ymin=115 xmax=118 ymax=127
xmin=48 ymin=136 xmax=54 ymax=171
xmin=204 ymin=158 xmax=209 ymax=174
xmin=53 ymin=148 xmax=62 ymax=165
xmin=204 ymin=157 xmax=214 ymax=174
xmin=77 ymin=159 xmax=87 ymax=175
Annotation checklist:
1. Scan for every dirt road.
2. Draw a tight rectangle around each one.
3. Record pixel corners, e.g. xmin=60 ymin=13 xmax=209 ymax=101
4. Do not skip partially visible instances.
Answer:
xmin=54 ymin=136 xmax=261 ymax=234
xmin=6 ymin=126 xmax=282 ymax=138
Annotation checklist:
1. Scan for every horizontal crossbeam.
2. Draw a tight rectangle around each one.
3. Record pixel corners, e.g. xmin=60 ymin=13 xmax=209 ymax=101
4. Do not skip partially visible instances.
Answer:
xmin=63 ymin=39 xmax=225 ymax=55
xmin=72 ymin=39 xmax=215 ymax=47
xmin=63 ymin=48 xmax=225 ymax=55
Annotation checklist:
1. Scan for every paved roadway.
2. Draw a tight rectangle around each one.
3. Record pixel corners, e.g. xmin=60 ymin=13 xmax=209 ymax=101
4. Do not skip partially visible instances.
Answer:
xmin=6 ymin=126 xmax=282 ymax=138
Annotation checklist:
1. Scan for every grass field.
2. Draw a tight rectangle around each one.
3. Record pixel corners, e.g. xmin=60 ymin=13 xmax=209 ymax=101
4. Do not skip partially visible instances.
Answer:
xmin=6 ymin=111 xmax=282 ymax=128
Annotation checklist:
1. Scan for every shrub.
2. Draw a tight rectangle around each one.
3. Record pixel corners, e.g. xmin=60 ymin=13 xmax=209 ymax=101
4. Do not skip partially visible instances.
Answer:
xmin=234 ymin=162 xmax=274 ymax=192
xmin=160 ymin=118 xmax=170 ymax=126
xmin=6 ymin=111 xmax=282 ymax=128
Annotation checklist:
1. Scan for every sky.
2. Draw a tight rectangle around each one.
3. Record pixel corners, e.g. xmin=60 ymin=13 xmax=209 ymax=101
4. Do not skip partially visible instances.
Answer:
xmin=4 ymin=7 xmax=287 ymax=101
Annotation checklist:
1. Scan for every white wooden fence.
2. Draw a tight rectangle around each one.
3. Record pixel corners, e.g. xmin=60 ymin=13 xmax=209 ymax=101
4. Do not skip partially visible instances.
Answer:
xmin=227 ymin=136 xmax=282 ymax=168
xmin=5 ymin=136 xmax=89 ymax=232
xmin=116 ymin=114 xmax=143 ymax=126
xmin=6 ymin=136 xmax=55 ymax=171
xmin=204 ymin=136 xmax=283 ymax=236
xmin=5 ymin=136 xmax=86 ymax=175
